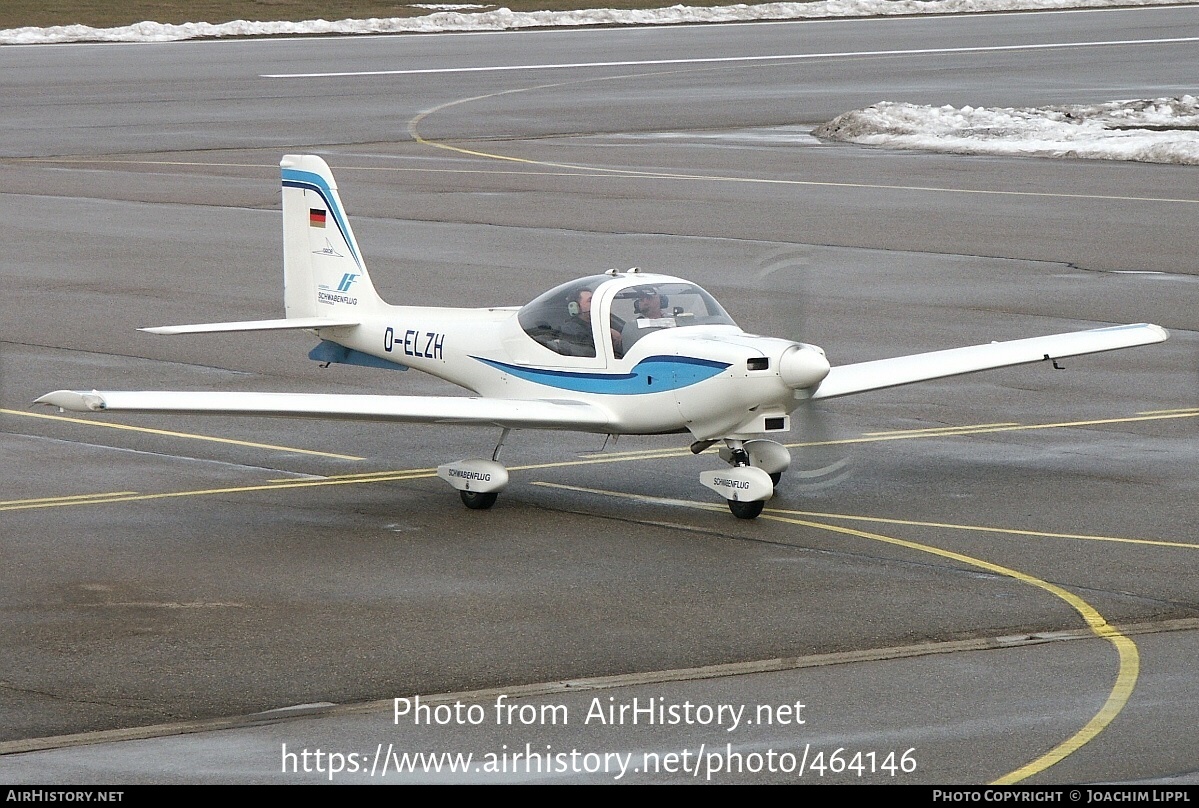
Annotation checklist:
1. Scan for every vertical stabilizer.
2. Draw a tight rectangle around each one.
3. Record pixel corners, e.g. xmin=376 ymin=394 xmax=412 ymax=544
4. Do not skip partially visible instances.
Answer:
xmin=280 ymin=155 xmax=385 ymax=319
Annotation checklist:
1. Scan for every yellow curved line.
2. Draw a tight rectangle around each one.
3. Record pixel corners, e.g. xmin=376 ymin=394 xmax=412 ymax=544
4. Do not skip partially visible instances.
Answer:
xmin=999 ymin=634 xmax=1139 ymax=784
xmin=2 ymin=456 xmax=1143 ymax=779
xmin=758 ymin=511 xmax=1140 ymax=784
xmin=527 ymin=481 xmax=1140 ymax=783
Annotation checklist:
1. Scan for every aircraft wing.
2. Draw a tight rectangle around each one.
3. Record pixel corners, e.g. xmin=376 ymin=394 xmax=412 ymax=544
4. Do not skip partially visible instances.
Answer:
xmin=34 ymin=390 xmax=611 ymax=431
xmin=811 ymin=323 xmax=1168 ymax=400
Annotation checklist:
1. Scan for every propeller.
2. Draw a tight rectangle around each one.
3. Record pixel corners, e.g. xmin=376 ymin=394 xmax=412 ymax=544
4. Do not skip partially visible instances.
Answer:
xmin=753 ymin=246 xmax=853 ymax=492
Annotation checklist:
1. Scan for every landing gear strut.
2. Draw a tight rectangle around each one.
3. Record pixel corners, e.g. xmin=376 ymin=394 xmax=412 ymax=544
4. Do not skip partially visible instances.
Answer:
xmin=726 ymin=444 xmax=764 ymax=519
xmin=718 ymin=439 xmax=791 ymax=490
xmin=699 ymin=439 xmax=777 ymax=520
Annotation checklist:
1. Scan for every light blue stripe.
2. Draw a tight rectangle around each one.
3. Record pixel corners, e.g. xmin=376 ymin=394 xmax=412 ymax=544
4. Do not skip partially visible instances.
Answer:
xmin=473 ymin=355 xmax=728 ymax=395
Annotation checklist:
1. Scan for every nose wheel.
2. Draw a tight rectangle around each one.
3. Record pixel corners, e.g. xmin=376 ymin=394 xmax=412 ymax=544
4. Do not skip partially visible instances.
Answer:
xmin=460 ymin=490 xmax=499 ymax=510
xmin=727 ymin=499 xmax=765 ymax=520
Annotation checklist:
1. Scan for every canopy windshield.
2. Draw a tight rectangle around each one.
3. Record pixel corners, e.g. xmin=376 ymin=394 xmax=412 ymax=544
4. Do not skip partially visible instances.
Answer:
xmin=518 ymin=276 xmax=737 ymax=359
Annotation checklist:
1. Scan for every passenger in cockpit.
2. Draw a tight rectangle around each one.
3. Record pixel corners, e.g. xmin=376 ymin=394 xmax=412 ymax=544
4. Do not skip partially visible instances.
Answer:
xmin=634 ymin=288 xmax=666 ymax=320
xmin=622 ymin=287 xmax=672 ymax=351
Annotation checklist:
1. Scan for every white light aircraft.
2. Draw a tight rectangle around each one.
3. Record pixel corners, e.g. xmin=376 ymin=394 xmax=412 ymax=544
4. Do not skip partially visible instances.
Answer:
xmin=38 ymin=155 xmax=1169 ymax=519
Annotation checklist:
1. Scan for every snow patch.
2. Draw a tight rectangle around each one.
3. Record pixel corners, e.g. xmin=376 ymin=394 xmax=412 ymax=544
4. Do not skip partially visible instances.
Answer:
xmin=0 ymin=0 xmax=1192 ymax=45
xmin=813 ymin=96 xmax=1199 ymax=164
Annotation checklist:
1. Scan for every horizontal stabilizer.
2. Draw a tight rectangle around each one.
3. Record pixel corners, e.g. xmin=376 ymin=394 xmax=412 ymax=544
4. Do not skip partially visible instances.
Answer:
xmin=813 ymin=323 xmax=1168 ymax=400
xmin=141 ymin=317 xmax=359 ymax=335
xmin=35 ymin=390 xmax=611 ymax=432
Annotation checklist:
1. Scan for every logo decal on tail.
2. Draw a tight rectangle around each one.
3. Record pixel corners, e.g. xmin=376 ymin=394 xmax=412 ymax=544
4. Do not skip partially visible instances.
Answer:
xmin=314 ymin=238 xmax=344 ymax=258
xmin=317 ymin=274 xmax=360 ymax=306
xmin=317 ymin=290 xmax=358 ymax=306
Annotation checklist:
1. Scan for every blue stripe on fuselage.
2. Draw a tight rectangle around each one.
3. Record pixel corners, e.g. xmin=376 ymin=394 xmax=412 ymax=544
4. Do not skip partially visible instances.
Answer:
xmin=281 ymin=168 xmax=362 ymax=270
xmin=472 ymin=355 xmax=729 ymax=394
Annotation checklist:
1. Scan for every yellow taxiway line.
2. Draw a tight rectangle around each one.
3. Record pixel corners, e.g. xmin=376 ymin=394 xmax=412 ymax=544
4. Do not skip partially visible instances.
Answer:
xmin=2 ymin=407 xmax=364 ymax=461
xmin=4 ymin=408 xmax=1196 ymax=512
xmin=531 ymin=480 xmax=1141 ymax=785
xmin=0 ymin=491 xmax=139 ymax=508
xmin=763 ymin=507 xmax=1199 ymax=551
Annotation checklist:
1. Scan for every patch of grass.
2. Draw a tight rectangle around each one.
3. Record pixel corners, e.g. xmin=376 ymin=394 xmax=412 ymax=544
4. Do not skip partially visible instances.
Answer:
xmin=0 ymin=0 xmax=766 ymax=30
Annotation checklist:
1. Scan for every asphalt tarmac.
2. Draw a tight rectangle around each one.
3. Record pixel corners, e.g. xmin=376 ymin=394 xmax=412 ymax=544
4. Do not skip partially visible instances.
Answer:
xmin=1 ymin=5 xmax=1197 ymax=784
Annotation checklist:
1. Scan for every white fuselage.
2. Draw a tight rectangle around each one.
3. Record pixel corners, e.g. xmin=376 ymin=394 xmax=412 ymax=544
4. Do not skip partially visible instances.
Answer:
xmin=315 ymin=294 xmax=826 ymax=440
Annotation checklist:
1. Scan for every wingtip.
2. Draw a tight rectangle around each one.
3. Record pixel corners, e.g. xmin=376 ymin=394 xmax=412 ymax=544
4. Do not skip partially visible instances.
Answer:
xmin=34 ymin=390 xmax=105 ymax=412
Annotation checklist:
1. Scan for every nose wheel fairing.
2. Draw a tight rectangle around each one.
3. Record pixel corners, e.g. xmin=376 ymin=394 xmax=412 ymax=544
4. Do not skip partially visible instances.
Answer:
xmin=701 ymin=438 xmax=789 ymax=519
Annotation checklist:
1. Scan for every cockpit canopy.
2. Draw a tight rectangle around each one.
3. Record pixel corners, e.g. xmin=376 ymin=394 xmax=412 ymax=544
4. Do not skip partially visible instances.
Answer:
xmin=517 ymin=274 xmax=737 ymax=359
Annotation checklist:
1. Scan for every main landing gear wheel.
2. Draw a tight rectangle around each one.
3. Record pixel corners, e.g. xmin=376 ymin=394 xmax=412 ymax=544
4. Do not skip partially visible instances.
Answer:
xmin=727 ymin=499 xmax=765 ymax=520
xmin=460 ymin=490 xmax=498 ymax=510
xmin=439 ymin=460 xmax=508 ymax=510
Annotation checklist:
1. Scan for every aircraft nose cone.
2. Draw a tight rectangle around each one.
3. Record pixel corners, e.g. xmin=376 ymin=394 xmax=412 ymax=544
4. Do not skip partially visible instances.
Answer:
xmin=779 ymin=344 xmax=831 ymax=390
